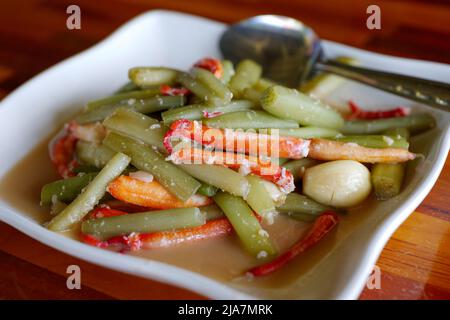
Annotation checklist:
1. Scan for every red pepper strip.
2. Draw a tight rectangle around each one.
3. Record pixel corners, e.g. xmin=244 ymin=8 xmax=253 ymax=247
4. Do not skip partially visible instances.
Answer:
xmin=348 ymin=100 xmax=409 ymax=120
xmin=193 ymin=57 xmax=223 ymax=78
xmin=50 ymin=122 xmax=78 ymax=178
xmin=160 ymin=84 xmax=191 ymax=96
xmin=247 ymin=211 xmax=339 ymax=277
xmin=169 ymin=147 xmax=295 ymax=193
xmin=163 ymin=119 xmax=310 ymax=159
xmin=81 ymin=218 xmax=233 ymax=252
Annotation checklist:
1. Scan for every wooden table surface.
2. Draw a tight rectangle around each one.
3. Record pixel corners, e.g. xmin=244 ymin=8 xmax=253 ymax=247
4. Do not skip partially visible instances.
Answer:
xmin=0 ymin=0 xmax=449 ymax=300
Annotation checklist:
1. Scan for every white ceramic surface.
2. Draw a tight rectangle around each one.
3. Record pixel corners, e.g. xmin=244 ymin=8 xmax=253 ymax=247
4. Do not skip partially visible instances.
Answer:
xmin=0 ymin=10 xmax=449 ymax=300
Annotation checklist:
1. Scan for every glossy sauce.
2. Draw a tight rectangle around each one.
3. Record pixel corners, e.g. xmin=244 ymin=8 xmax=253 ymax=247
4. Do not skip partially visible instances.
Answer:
xmin=0 ymin=138 xmax=375 ymax=289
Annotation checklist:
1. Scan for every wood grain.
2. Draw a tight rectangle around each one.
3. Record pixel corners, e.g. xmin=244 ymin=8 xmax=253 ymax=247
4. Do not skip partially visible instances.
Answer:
xmin=0 ymin=0 xmax=449 ymax=300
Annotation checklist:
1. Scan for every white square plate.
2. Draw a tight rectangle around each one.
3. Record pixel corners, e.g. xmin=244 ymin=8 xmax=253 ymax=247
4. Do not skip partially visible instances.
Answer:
xmin=0 ymin=10 xmax=449 ymax=299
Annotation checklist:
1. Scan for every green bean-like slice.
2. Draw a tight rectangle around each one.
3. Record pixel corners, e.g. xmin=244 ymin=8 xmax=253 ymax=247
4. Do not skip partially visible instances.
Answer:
xmin=76 ymin=95 xmax=186 ymax=124
xmin=220 ymin=60 xmax=235 ymax=84
xmin=271 ymin=127 xmax=340 ymax=139
xmin=204 ymin=110 xmax=299 ymax=129
xmin=229 ymin=59 xmax=262 ymax=97
xmin=214 ymin=191 xmax=276 ymax=259
xmin=47 ymin=153 xmax=130 ymax=231
xmin=76 ymin=141 xmax=116 ymax=168
xmin=103 ymin=132 xmax=201 ymax=201
xmin=282 ymin=158 xmax=320 ymax=179
xmin=87 ymin=89 xmax=160 ymax=111
xmin=41 ymin=172 xmax=98 ymax=206
xmin=334 ymin=135 xmax=409 ymax=149
xmin=103 ymin=108 xmax=167 ymax=151
xmin=178 ymin=164 xmax=250 ymax=198
xmin=161 ymin=100 xmax=255 ymax=125
xmin=278 ymin=193 xmax=338 ymax=222
xmin=192 ymin=67 xmax=233 ymax=103
xmin=341 ymin=113 xmax=435 ymax=135
xmin=82 ymin=207 xmax=206 ymax=240
xmin=246 ymin=175 xmax=277 ymax=223
xmin=261 ymin=85 xmax=344 ymax=129
xmin=129 ymin=67 xmax=179 ymax=88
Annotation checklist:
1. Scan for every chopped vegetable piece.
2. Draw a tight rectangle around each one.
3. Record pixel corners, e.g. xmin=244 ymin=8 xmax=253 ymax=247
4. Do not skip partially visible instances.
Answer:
xmin=197 ymin=183 xmax=218 ymax=197
xmin=229 ymin=59 xmax=262 ymax=97
xmin=334 ymin=135 xmax=409 ymax=149
xmin=161 ymin=100 xmax=255 ymax=125
xmin=76 ymin=95 xmax=186 ymax=124
xmin=41 ymin=172 xmax=98 ymax=206
xmin=86 ymin=89 xmax=160 ymax=111
xmin=341 ymin=113 xmax=435 ymax=135
xmin=246 ymin=175 xmax=277 ymax=224
xmin=115 ymin=82 xmax=140 ymax=94
xmin=308 ymin=138 xmax=415 ymax=163
xmin=248 ymin=211 xmax=339 ymax=276
xmin=177 ymin=72 xmax=225 ymax=106
xmin=269 ymin=127 xmax=340 ymax=139
xmin=81 ymin=207 xmax=206 ymax=240
xmin=103 ymin=108 xmax=167 ymax=151
xmin=371 ymin=163 xmax=405 ymax=200
xmin=192 ymin=67 xmax=233 ymax=103
xmin=178 ymin=164 xmax=250 ymax=198
xmin=214 ymin=191 xmax=276 ymax=258
xmin=371 ymin=128 xmax=409 ymax=200
xmin=107 ymin=175 xmax=212 ymax=209
xmin=220 ymin=60 xmax=235 ymax=84
xmin=103 ymin=131 xmax=201 ymax=201
xmin=129 ymin=67 xmax=179 ymax=88
xmin=199 ymin=204 xmax=224 ymax=220
xmin=76 ymin=141 xmax=115 ymax=168
xmin=204 ymin=110 xmax=299 ymax=129
xmin=261 ymin=85 xmax=344 ymax=129
xmin=47 ymin=152 xmax=131 ymax=231
xmin=278 ymin=193 xmax=336 ymax=222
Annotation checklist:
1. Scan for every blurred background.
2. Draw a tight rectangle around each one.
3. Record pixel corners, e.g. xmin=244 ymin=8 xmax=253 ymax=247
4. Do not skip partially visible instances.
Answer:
xmin=1 ymin=0 xmax=450 ymax=101
xmin=0 ymin=0 xmax=449 ymax=300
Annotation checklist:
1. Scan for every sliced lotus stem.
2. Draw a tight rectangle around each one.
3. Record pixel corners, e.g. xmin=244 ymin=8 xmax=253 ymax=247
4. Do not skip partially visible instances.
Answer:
xmin=308 ymin=138 xmax=415 ymax=163
xmin=169 ymin=147 xmax=295 ymax=193
xmin=108 ymin=175 xmax=212 ymax=209
xmin=164 ymin=119 xmax=310 ymax=159
xmin=49 ymin=123 xmax=78 ymax=178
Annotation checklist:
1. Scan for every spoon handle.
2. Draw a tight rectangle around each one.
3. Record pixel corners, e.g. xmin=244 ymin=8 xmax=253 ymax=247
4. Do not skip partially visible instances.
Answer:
xmin=317 ymin=60 xmax=450 ymax=112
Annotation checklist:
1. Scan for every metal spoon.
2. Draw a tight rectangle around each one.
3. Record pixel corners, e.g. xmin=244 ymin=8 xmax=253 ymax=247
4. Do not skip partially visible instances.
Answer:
xmin=219 ymin=15 xmax=450 ymax=111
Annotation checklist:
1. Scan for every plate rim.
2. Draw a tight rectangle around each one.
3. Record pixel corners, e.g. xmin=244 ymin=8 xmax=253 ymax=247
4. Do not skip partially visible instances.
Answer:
xmin=0 ymin=9 xmax=449 ymax=300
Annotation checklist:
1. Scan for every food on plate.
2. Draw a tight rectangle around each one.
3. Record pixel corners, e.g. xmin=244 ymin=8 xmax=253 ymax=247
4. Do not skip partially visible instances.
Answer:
xmin=39 ymin=57 xmax=435 ymax=276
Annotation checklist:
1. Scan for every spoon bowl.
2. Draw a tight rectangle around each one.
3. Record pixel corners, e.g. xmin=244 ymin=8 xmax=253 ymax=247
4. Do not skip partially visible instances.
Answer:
xmin=220 ymin=15 xmax=450 ymax=110
xmin=220 ymin=15 xmax=322 ymax=87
